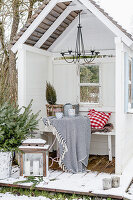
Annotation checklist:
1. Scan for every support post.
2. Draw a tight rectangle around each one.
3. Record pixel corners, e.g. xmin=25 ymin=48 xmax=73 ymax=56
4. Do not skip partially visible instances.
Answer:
xmin=108 ymin=135 xmax=112 ymax=161
xmin=115 ymin=37 xmax=124 ymax=175
xmin=17 ymin=46 xmax=26 ymax=109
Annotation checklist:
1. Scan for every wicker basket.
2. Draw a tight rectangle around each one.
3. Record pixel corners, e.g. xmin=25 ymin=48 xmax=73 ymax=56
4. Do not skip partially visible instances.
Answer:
xmin=46 ymin=104 xmax=64 ymax=117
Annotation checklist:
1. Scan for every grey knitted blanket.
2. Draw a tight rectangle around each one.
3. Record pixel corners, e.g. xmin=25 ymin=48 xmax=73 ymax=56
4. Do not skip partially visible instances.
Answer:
xmin=43 ymin=116 xmax=91 ymax=173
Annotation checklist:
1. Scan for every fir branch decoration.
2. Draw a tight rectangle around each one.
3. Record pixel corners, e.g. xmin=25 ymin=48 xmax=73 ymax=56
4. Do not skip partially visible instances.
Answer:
xmin=14 ymin=176 xmax=44 ymax=190
xmin=46 ymin=82 xmax=57 ymax=105
xmin=0 ymin=100 xmax=40 ymax=152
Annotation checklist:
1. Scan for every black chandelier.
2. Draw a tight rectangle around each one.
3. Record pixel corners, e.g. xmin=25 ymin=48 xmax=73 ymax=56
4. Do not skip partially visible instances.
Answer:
xmin=61 ymin=12 xmax=100 ymax=64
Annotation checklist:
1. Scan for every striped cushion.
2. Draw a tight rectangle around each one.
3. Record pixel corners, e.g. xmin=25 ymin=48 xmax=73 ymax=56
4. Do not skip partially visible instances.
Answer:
xmin=88 ymin=109 xmax=111 ymax=129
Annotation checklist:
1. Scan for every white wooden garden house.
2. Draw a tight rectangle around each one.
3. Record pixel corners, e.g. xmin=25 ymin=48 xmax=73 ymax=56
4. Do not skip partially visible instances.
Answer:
xmin=11 ymin=0 xmax=133 ymax=175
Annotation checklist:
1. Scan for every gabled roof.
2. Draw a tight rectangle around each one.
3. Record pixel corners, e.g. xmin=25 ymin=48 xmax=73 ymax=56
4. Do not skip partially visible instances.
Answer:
xmin=11 ymin=0 xmax=133 ymax=53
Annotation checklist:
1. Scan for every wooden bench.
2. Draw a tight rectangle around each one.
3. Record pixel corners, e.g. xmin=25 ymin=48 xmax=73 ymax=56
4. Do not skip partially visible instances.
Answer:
xmin=92 ymin=131 xmax=115 ymax=161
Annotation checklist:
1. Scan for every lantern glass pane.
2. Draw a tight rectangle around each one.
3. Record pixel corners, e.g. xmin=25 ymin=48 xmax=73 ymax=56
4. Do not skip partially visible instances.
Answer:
xmin=23 ymin=153 xmax=43 ymax=176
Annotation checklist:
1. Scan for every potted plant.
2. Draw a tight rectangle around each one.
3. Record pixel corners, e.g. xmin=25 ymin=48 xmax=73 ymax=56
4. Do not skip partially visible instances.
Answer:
xmin=46 ymin=82 xmax=63 ymax=116
xmin=46 ymin=82 xmax=57 ymax=105
xmin=0 ymin=100 xmax=39 ymax=179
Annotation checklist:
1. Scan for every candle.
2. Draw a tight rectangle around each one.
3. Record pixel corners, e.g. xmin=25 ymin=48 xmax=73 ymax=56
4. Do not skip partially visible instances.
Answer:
xmin=112 ymin=176 xmax=120 ymax=188
xmin=68 ymin=109 xmax=75 ymax=117
xmin=103 ymin=178 xmax=112 ymax=190
xmin=25 ymin=160 xmax=30 ymax=176
xmin=33 ymin=161 xmax=39 ymax=176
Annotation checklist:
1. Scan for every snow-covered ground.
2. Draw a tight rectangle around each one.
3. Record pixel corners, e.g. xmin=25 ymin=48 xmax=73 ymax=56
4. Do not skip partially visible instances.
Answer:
xmin=0 ymin=193 xmax=96 ymax=200
xmin=0 ymin=193 xmax=50 ymax=200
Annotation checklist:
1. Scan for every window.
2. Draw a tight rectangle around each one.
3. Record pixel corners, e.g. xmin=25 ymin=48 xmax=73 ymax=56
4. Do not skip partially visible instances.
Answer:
xmin=128 ymin=59 xmax=133 ymax=110
xmin=79 ymin=65 xmax=101 ymax=104
xmin=128 ymin=60 xmax=132 ymax=109
xmin=124 ymin=52 xmax=133 ymax=113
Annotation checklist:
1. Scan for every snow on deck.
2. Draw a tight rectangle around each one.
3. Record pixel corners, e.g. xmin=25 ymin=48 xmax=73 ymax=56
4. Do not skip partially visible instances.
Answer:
xmin=0 ymin=158 xmax=133 ymax=199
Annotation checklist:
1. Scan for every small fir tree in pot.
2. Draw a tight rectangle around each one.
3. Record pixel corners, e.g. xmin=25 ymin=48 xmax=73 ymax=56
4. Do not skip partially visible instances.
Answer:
xmin=0 ymin=100 xmax=39 ymax=179
xmin=46 ymin=82 xmax=61 ymax=116
xmin=46 ymin=82 xmax=57 ymax=105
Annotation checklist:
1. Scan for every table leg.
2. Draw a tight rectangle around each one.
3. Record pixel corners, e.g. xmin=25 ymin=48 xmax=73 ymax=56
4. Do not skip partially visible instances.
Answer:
xmin=108 ymin=135 xmax=112 ymax=161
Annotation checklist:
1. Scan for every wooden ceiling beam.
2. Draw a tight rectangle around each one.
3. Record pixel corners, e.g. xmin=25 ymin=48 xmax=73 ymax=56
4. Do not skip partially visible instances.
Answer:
xmin=31 ymin=32 xmax=43 ymax=39
xmin=36 ymin=27 xmax=47 ymax=34
xmin=38 ymin=22 xmax=50 ymax=30
xmin=25 ymin=39 xmax=36 ymax=45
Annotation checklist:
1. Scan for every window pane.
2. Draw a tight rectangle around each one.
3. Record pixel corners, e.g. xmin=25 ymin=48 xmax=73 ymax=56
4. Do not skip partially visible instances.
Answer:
xmin=129 ymin=60 xmax=132 ymax=82
xmin=80 ymin=65 xmax=99 ymax=83
xmin=128 ymin=60 xmax=132 ymax=107
xmin=23 ymin=153 xmax=43 ymax=176
xmin=80 ymin=86 xmax=99 ymax=103
xmin=128 ymin=84 xmax=132 ymax=107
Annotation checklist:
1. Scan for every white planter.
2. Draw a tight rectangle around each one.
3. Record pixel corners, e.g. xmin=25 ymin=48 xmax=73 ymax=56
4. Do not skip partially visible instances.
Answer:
xmin=0 ymin=152 xmax=12 ymax=180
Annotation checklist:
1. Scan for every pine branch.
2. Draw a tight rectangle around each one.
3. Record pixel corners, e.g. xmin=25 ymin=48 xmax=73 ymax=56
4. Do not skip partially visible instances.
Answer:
xmin=14 ymin=176 xmax=44 ymax=190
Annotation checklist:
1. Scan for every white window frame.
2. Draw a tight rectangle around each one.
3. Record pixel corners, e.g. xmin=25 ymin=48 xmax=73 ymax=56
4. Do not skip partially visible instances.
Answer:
xmin=124 ymin=51 xmax=133 ymax=114
xmin=79 ymin=63 xmax=102 ymax=105
xmin=127 ymin=58 xmax=133 ymax=113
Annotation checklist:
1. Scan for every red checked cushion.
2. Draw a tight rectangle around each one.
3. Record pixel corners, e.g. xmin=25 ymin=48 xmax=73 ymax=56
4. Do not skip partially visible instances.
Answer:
xmin=88 ymin=109 xmax=95 ymax=118
xmin=88 ymin=109 xmax=111 ymax=129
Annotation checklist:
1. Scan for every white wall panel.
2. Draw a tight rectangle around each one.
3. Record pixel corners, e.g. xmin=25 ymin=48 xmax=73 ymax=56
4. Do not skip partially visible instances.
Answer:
xmin=102 ymin=62 xmax=115 ymax=108
xmin=53 ymin=63 xmax=78 ymax=104
xmin=25 ymin=50 xmax=49 ymax=130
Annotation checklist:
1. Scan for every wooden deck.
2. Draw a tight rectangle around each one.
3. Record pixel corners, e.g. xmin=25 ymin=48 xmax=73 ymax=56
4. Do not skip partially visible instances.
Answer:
xmin=0 ymin=155 xmax=118 ymax=199
xmin=50 ymin=154 xmax=115 ymax=174
xmin=0 ymin=155 xmax=132 ymax=199
xmin=0 ymin=167 xmax=123 ymax=199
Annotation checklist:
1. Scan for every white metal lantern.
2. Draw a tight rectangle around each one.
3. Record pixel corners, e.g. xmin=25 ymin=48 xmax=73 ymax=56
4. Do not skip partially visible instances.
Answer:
xmin=19 ymin=139 xmax=49 ymax=177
